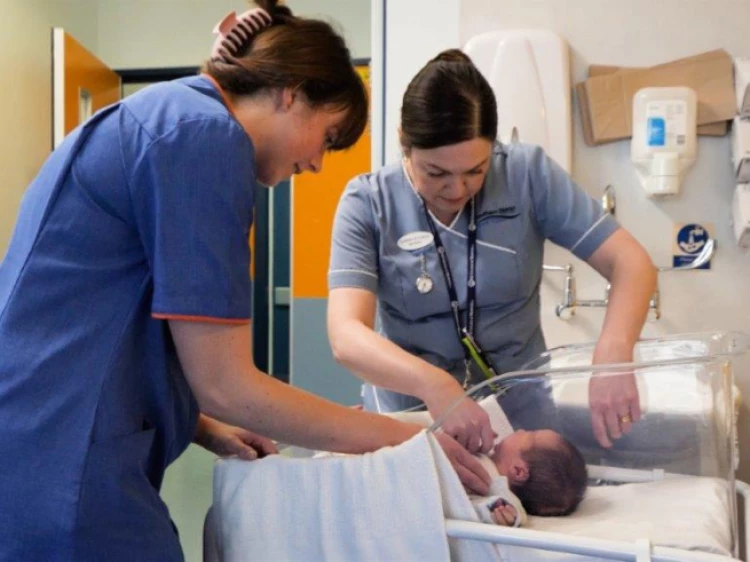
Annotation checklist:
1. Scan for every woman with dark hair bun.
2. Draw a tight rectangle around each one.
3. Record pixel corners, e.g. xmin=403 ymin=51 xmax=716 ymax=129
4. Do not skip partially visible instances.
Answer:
xmin=329 ymin=48 xmax=656 ymax=457
xmin=0 ymin=5 xmax=491 ymax=561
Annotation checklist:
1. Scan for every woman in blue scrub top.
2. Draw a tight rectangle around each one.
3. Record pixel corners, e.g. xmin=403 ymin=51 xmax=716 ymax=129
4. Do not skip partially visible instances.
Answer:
xmin=0 ymin=4 xmax=492 ymax=561
xmin=328 ymin=49 xmax=657 ymax=454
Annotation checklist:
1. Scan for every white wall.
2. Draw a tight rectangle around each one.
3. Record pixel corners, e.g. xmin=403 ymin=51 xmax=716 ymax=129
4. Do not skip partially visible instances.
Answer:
xmin=96 ymin=0 xmax=370 ymax=69
xmin=374 ymin=0 xmax=460 ymax=167
xmin=0 ymin=0 xmax=98 ymax=257
xmin=48 ymin=0 xmax=99 ymax=53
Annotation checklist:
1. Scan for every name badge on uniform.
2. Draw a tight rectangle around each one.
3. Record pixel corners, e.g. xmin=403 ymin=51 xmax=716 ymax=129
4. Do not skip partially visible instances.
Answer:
xmin=398 ymin=231 xmax=435 ymax=294
xmin=397 ymin=231 xmax=434 ymax=252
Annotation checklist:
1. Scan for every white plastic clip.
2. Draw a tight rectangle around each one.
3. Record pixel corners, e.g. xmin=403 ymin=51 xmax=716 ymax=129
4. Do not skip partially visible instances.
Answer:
xmin=635 ymin=538 xmax=652 ymax=562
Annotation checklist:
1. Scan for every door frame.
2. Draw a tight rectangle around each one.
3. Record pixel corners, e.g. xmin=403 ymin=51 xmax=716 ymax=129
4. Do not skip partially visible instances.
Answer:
xmin=52 ymin=28 xmax=122 ymax=149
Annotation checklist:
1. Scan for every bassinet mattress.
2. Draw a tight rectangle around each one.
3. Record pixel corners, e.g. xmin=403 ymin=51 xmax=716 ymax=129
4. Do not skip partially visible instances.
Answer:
xmin=501 ymin=475 xmax=734 ymax=560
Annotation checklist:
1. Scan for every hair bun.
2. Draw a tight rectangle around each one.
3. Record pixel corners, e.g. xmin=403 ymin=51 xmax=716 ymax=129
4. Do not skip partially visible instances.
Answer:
xmin=431 ymin=49 xmax=472 ymax=64
xmin=254 ymin=0 xmax=294 ymax=19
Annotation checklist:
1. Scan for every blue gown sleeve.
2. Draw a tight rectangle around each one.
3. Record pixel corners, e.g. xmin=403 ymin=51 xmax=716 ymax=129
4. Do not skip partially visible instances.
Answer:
xmin=125 ymin=114 xmax=256 ymax=323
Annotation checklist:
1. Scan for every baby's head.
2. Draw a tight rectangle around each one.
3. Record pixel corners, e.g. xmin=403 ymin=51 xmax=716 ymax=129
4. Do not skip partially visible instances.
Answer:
xmin=493 ymin=429 xmax=587 ymax=516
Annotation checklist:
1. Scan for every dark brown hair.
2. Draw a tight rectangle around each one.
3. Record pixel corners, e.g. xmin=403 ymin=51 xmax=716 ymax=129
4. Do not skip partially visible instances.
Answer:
xmin=400 ymin=48 xmax=497 ymax=152
xmin=203 ymin=0 xmax=367 ymax=151
xmin=511 ymin=436 xmax=588 ymax=516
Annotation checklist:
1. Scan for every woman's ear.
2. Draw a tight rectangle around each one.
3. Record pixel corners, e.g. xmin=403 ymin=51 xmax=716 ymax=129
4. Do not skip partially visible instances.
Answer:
xmin=274 ymin=87 xmax=295 ymax=112
xmin=398 ymin=128 xmax=410 ymax=158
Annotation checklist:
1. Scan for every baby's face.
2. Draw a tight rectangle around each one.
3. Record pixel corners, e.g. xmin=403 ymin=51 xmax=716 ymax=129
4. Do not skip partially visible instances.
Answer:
xmin=494 ymin=429 xmax=562 ymax=473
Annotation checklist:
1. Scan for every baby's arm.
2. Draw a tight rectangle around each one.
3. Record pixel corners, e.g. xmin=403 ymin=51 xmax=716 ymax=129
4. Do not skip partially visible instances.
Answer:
xmin=489 ymin=499 xmax=518 ymax=526
xmin=470 ymin=491 xmax=527 ymax=527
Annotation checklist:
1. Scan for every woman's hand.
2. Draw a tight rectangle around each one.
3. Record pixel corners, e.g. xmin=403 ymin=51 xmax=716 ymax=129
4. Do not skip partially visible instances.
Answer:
xmin=195 ymin=415 xmax=278 ymax=460
xmin=423 ymin=377 xmax=496 ymax=454
xmin=433 ymin=431 xmax=491 ymax=495
xmin=589 ymin=341 xmax=642 ymax=448
xmin=588 ymin=372 xmax=641 ymax=448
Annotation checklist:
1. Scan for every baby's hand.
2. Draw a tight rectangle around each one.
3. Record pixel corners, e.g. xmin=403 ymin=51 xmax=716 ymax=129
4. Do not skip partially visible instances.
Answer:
xmin=489 ymin=499 xmax=517 ymax=526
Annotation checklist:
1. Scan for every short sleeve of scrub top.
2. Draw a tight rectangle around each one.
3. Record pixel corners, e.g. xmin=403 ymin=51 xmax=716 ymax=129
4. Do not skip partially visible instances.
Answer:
xmin=520 ymin=144 xmax=618 ymax=260
xmin=328 ymin=175 xmax=380 ymax=293
xmin=122 ymin=108 xmax=256 ymax=322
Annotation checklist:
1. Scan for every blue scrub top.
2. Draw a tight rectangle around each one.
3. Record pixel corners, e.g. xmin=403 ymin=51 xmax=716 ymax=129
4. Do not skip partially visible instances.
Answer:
xmin=329 ymin=142 xmax=619 ymax=412
xmin=0 ymin=76 xmax=255 ymax=560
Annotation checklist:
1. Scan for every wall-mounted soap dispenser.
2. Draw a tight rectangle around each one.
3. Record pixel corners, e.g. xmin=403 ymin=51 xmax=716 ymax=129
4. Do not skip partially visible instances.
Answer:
xmin=631 ymin=87 xmax=697 ymax=197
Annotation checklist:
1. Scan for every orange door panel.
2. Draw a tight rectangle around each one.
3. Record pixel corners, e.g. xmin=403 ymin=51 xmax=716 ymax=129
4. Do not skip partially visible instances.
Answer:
xmin=292 ymin=66 xmax=371 ymax=298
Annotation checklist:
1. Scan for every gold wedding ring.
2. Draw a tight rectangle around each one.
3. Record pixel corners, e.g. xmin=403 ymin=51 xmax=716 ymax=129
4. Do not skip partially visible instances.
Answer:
xmin=619 ymin=414 xmax=632 ymax=424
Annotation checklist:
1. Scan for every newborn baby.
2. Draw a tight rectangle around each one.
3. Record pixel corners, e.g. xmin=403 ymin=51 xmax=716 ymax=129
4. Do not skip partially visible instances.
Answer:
xmin=388 ymin=396 xmax=587 ymax=527
xmin=471 ymin=424 xmax=587 ymax=526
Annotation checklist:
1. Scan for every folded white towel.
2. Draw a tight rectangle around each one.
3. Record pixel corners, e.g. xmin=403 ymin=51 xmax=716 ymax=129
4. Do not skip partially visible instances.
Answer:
xmin=211 ymin=430 xmax=451 ymax=561
xmin=208 ymin=430 xmax=507 ymax=562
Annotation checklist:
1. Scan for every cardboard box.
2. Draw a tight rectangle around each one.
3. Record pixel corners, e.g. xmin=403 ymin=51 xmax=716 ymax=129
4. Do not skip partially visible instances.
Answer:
xmin=589 ymin=64 xmax=727 ymax=137
xmin=576 ymin=75 xmax=724 ymax=146
xmin=577 ymin=49 xmax=735 ymax=145
xmin=732 ymin=117 xmax=750 ymax=183
xmin=576 ymin=81 xmax=597 ymax=146
xmin=735 ymin=58 xmax=750 ymax=116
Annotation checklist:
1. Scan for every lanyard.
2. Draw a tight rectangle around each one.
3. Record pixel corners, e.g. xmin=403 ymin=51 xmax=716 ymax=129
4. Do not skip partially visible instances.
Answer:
xmin=420 ymin=198 xmax=498 ymax=388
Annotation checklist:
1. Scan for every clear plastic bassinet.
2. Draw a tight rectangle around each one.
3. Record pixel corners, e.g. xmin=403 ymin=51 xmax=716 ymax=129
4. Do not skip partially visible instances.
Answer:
xmin=430 ymin=331 xmax=750 ymax=558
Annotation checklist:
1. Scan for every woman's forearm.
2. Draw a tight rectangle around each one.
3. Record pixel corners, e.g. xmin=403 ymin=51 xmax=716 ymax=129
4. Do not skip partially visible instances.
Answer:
xmin=591 ymin=233 xmax=657 ymax=363
xmin=171 ymin=321 xmax=421 ymax=454
xmin=329 ymin=317 xmax=457 ymax=402
xmin=203 ymin=367 xmax=422 ymax=453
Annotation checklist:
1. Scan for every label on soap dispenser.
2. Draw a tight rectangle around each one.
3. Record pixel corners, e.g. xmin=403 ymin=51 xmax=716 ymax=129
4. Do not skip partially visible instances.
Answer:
xmin=647 ymin=117 xmax=665 ymax=146
xmin=646 ymin=101 xmax=687 ymax=148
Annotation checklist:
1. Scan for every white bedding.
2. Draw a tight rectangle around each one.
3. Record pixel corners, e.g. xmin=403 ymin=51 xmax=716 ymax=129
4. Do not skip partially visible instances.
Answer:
xmin=208 ymin=431 xmax=466 ymax=562
xmin=206 ymin=443 xmax=735 ymax=562
xmin=515 ymin=476 xmax=734 ymax=560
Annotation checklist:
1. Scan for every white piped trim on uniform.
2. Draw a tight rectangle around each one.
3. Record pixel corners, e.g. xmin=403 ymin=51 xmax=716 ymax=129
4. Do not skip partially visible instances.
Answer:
xmin=569 ymin=213 xmax=609 ymax=253
xmin=329 ymin=268 xmax=379 ymax=280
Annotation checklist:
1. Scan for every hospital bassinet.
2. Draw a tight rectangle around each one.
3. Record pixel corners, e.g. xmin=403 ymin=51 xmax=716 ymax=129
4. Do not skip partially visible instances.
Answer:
xmin=205 ymin=331 xmax=750 ymax=562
